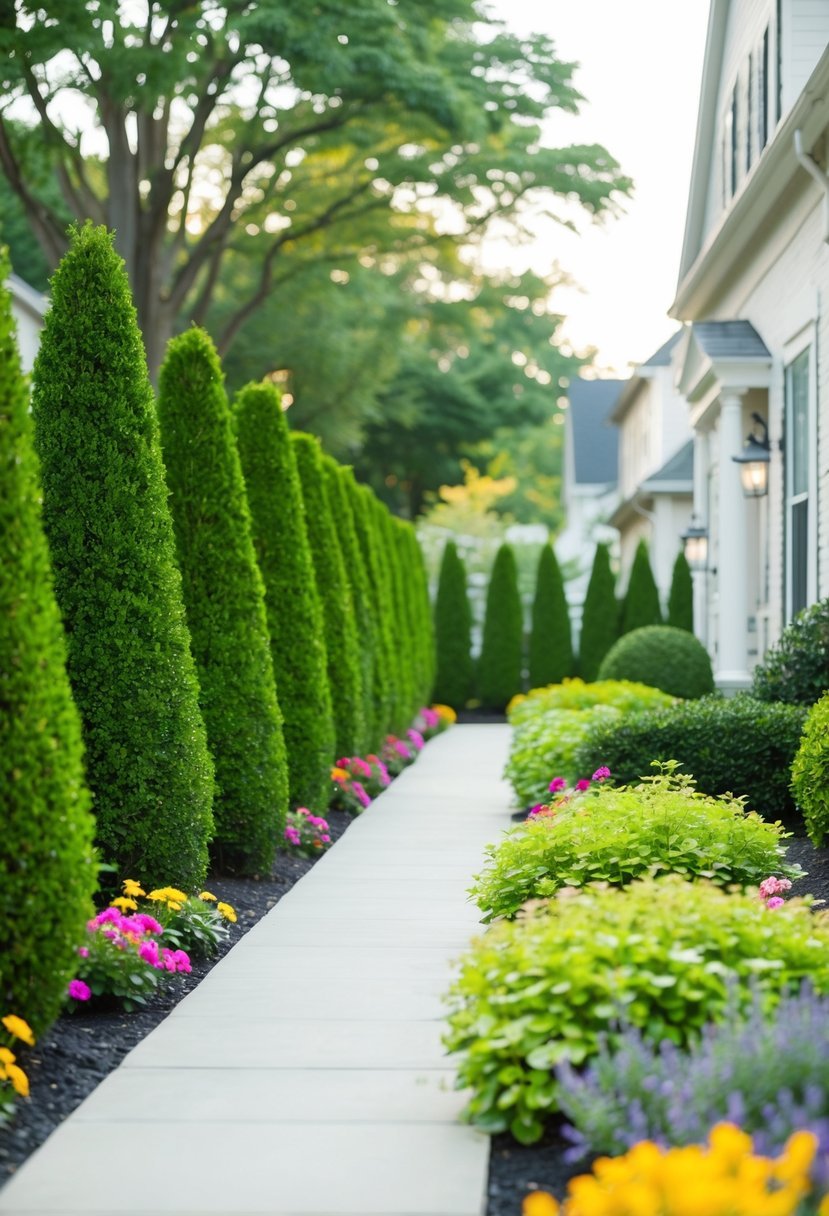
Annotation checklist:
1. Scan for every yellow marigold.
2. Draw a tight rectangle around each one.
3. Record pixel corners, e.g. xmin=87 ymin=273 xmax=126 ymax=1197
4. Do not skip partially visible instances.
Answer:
xmin=199 ymin=891 xmax=217 ymax=902
xmin=0 ymin=1047 xmax=15 ymax=1065
xmin=147 ymin=886 xmax=188 ymax=906
xmin=331 ymin=766 xmax=349 ymax=782
xmin=818 ymin=1195 xmax=829 ymax=1216
xmin=122 ymin=879 xmax=145 ymax=898
xmin=217 ymin=901 xmax=237 ymax=923
xmin=523 ymin=1192 xmax=560 ymax=1216
xmin=5 ymin=1063 xmax=29 ymax=1098
xmin=110 ymin=896 xmax=138 ymax=912
xmin=431 ymin=703 xmax=457 ymax=723
xmin=1 ymin=1015 xmax=34 ymax=1046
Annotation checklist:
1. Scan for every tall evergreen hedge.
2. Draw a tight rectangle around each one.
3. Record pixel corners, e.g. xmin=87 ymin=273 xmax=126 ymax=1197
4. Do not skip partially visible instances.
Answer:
xmin=667 ymin=550 xmax=694 ymax=632
xmin=234 ymin=382 xmax=335 ymax=810
xmin=31 ymin=224 xmax=214 ymax=889
xmin=378 ymin=503 xmax=411 ymax=731
xmin=322 ymin=456 xmax=375 ymax=751
xmin=579 ymin=542 xmax=618 ymax=682
xmin=433 ymin=540 xmax=474 ymax=710
xmin=408 ymin=526 xmax=437 ymax=707
xmin=157 ymin=329 xmax=287 ymax=874
xmin=478 ymin=543 xmax=524 ymax=710
xmin=528 ymin=545 xmax=573 ymax=688
xmin=0 ymin=256 xmax=97 ymax=1032
xmin=621 ymin=538 xmax=662 ymax=634
xmin=292 ymin=433 xmax=364 ymax=758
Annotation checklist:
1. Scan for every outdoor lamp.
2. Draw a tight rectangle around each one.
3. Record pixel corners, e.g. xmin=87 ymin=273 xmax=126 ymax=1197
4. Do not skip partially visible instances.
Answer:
xmin=732 ymin=412 xmax=771 ymax=498
xmin=681 ymin=518 xmax=709 ymax=571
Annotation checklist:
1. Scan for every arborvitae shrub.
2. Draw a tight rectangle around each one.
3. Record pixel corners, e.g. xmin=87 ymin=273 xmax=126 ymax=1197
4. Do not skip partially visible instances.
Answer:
xmin=292 ymin=433 xmax=364 ymax=758
xmin=367 ymin=491 xmax=406 ymax=732
xmin=579 ymin=543 xmax=618 ymax=681
xmin=667 ymin=550 xmax=694 ymax=631
xmin=346 ymin=473 xmax=396 ymax=738
xmin=409 ymin=527 xmax=437 ymax=706
xmin=386 ymin=514 xmax=416 ymax=725
xmin=792 ymin=690 xmax=829 ymax=846
xmin=322 ymin=456 xmax=375 ymax=752
xmin=31 ymin=224 xmax=214 ymax=889
xmin=234 ymin=382 xmax=335 ymax=810
xmin=528 ymin=545 xmax=574 ymax=688
xmin=157 ymin=329 xmax=287 ymax=874
xmin=621 ymin=539 xmax=662 ymax=634
xmin=0 ymin=256 xmax=97 ymax=1032
xmin=478 ymin=543 xmax=524 ymax=710
xmin=599 ymin=624 xmax=715 ymax=699
xmin=433 ymin=541 xmax=474 ymax=710
xmin=376 ymin=501 xmax=410 ymax=732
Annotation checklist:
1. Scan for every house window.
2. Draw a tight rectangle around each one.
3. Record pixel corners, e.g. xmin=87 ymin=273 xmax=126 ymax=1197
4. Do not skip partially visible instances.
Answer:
xmin=776 ymin=0 xmax=783 ymax=123
xmin=760 ymin=27 xmax=769 ymax=151
xmin=730 ymin=85 xmax=738 ymax=195
xmin=747 ymin=53 xmax=754 ymax=172
xmin=785 ymin=348 xmax=812 ymax=618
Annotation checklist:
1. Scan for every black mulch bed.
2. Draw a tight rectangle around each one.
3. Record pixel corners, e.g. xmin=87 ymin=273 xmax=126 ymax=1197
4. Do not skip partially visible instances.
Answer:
xmin=456 ymin=709 xmax=508 ymax=724
xmin=0 ymin=809 xmax=353 ymax=1188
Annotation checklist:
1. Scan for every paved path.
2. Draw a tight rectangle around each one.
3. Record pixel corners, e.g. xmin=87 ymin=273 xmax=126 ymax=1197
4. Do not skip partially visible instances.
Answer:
xmin=0 ymin=725 xmax=513 ymax=1216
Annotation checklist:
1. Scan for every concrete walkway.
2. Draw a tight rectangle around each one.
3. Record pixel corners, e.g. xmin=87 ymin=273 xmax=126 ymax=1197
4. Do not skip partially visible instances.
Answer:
xmin=0 ymin=724 xmax=513 ymax=1216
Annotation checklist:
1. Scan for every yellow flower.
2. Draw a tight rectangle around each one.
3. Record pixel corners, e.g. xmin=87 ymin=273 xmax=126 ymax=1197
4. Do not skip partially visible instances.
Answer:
xmin=523 ymin=1192 xmax=560 ymax=1216
xmin=5 ymin=1062 xmax=29 ymax=1097
xmin=217 ymin=901 xmax=237 ymax=923
xmin=122 ymin=879 xmax=145 ymax=897
xmin=147 ymin=886 xmax=188 ymax=906
xmin=331 ymin=766 xmax=349 ymax=782
xmin=199 ymin=891 xmax=217 ymax=902
xmin=1 ymin=1015 xmax=34 ymax=1046
xmin=818 ymin=1195 xmax=829 ymax=1216
xmin=110 ymin=896 xmax=138 ymax=912
xmin=431 ymin=703 xmax=457 ymax=723
xmin=0 ymin=1047 xmax=15 ymax=1065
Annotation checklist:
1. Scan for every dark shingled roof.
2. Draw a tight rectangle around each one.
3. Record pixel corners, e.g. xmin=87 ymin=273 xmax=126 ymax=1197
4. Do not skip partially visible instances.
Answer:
xmin=691 ymin=320 xmax=770 ymax=360
xmin=567 ymin=378 xmax=622 ymax=485
xmin=642 ymin=330 xmax=683 ymax=367
xmin=643 ymin=438 xmax=694 ymax=489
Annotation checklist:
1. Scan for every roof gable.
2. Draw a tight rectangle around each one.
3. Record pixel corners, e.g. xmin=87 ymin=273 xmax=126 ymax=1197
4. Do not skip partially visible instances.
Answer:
xmin=566 ymin=378 xmax=622 ymax=486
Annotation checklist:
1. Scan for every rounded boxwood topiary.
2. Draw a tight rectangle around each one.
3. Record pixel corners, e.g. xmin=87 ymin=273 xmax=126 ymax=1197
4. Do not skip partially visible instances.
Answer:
xmin=0 ymin=254 xmax=97 ymax=1033
xmin=528 ymin=545 xmax=573 ymax=688
xmin=433 ymin=541 xmax=474 ymax=710
xmin=667 ymin=550 xmax=694 ymax=632
xmin=620 ymin=539 xmax=662 ymax=635
xmin=574 ymin=694 xmax=807 ymax=827
xmin=234 ymin=382 xmax=335 ymax=811
xmin=478 ymin=543 xmax=524 ymax=711
xmin=752 ymin=599 xmax=829 ymax=705
xmin=292 ymin=432 xmax=365 ymax=758
xmin=578 ymin=543 xmax=618 ymax=681
xmin=157 ymin=328 xmax=288 ymax=875
xmin=31 ymin=224 xmax=214 ymax=890
xmin=598 ymin=624 xmax=714 ymax=699
xmin=792 ymin=690 xmax=829 ymax=846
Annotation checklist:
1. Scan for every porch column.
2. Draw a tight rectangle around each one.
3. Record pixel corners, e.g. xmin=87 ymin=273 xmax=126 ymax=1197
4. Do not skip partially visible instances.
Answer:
xmin=716 ymin=390 xmax=750 ymax=692
xmin=692 ymin=429 xmax=708 ymax=647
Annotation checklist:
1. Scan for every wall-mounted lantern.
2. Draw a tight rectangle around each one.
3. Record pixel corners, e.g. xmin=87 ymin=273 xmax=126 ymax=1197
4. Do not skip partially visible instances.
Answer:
xmin=680 ymin=517 xmax=709 ymax=572
xmin=731 ymin=412 xmax=771 ymax=498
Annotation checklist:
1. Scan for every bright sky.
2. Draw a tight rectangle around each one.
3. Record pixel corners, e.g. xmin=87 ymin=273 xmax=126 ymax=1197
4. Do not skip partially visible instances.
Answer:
xmin=484 ymin=0 xmax=711 ymax=375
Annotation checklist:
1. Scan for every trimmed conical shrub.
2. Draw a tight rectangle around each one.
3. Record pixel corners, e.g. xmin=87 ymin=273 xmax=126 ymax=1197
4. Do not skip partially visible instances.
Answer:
xmin=292 ymin=433 xmax=364 ymax=758
xmin=579 ymin=542 xmax=618 ymax=681
xmin=157 ymin=329 xmax=288 ymax=874
xmin=621 ymin=538 xmax=662 ymax=634
xmin=433 ymin=541 xmax=474 ymax=710
xmin=31 ymin=224 xmax=214 ymax=890
xmin=478 ymin=543 xmax=524 ymax=710
xmin=667 ymin=550 xmax=694 ymax=632
xmin=346 ymin=473 xmax=397 ymax=739
xmin=407 ymin=526 xmax=437 ymax=707
xmin=322 ymin=456 xmax=375 ymax=752
xmin=0 ymin=254 xmax=96 ymax=1032
xmin=378 ymin=504 xmax=411 ymax=732
xmin=234 ymin=382 xmax=335 ymax=810
xmin=528 ymin=545 xmax=574 ymax=688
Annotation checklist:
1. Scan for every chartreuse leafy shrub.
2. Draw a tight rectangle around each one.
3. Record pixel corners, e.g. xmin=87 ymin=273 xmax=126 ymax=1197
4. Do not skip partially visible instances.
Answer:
xmin=0 ymin=254 xmax=96 ymax=1033
xmin=157 ymin=329 xmax=287 ymax=874
xmin=753 ymin=599 xmax=829 ymax=706
xmin=472 ymin=765 xmax=800 ymax=922
xmin=578 ymin=543 xmax=618 ymax=680
xmin=478 ymin=543 xmax=524 ymax=710
xmin=505 ymin=679 xmax=673 ymax=806
xmin=599 ymin=624 xmax=714 ymax=699
xmin=292 ymin=432 xmax=364 ymax=758
xmin=556 ymin=985 xmax=829 ymax=1165
xmin=620 ymin=539 xmax=662 ymax=635
xmin=444 ymin=876 xmax=829 ymax=1143
xmin=792 ymin=690 xmax=829 ymax=846
xmin=576 ymin=694 xmax=807 ymax=827
xmin=528 ymin=545 xmax=573 ymax=688
xmin=667 ymin=549 xmax=693 ymax=631
xmin=433 ymin=540 xmax=474 ymax=710
xmin=31 ymin=223 xmax=214 ymax=890
xmin=234 ymin=382 xmax=335 ymax=811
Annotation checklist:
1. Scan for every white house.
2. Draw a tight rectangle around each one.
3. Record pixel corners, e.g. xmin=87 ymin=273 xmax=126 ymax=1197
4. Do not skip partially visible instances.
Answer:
xmin=8 ymin=273 xmax=47 ymax=372
xmin=670 ymin=0 xmax=829 ymax=691
xmin=608 ymin=331 xmax=695 ymax=601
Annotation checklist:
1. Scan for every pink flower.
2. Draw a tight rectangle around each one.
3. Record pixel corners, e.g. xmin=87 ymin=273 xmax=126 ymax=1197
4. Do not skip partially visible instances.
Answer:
xmin=133 ymin=913 xmax=163 ymax=936
xmin=171 ymin=949 xmax=191 ymax=973
xmin=528 ymin=804 xmax=545 ymax=816
xmin=139 ymin=939 xmax=160 ymax=967
xmin=592 ymin=766 xmax=611 ymax=782
xmin=321 ymin=834 xmax=331 ymax=843
xmin=766 ymin=897 xmax=785 ymax=910
xmin=352 ymin=758 xmax=372 ymax=778
xmin=77 ymin=946 xmax=90 ymax=959
xmin=101 ymin=929 xmax=118 ymax=941
xmin=352 ymin=781 xmax=371 ymax=808
xmin=160 ymin=948 xmax=178 ymax=973
xmin=68 ymin=979 xmax=91 ymax=1001
xmin=549 ymin=777 xmax=567 ymax=793
xmin=95 ymin=907 xmax=121 ymax=925
xmin=393 ymin=739 xmax=412 ymax=759
xmin=575 ymin=779 xmax=591 ymax=792
xmin=421 ymin=708 xmax=439 ymax=728
xmin=759 ymin=876 xmax=793 ymax=900
xmin=297 ymin=807 xmax=310 ymax=817
xmin=407 ymin=729 xmax=425 ymax=751
xmin=284 ymin=826 xmax=301 ymax=846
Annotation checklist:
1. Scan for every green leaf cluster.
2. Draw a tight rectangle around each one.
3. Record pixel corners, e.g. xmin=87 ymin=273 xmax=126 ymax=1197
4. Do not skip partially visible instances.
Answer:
xmin=157 ymin=328 xmax=288 ymax=875
xmin=599 ymin=625 xmax=714 ymax=700
xmin=478 ymin=543 xmax=524 ymax=710
xmin=667 ymin=551 xmax=694 ymax=632
xmin=575 ymin=694 xmax=807 ymax=828
xmin=444 ymin=876 xmax=829 ymax=1143
xmin=30 ymin=224 xmax=214 ymax=890
xmin=621 ymin=539 xmax=662 ymax=635
xmin=752 ymin=599 xmax=829 ymax=706
xmin=472 ymin=766 xmax=800 ymax=922
xmin=792 ymin=690 xmax=829 ymax=846
xmin=578 ymin=543 xmax=618 ymax=680
xmin=0 ymin=252 xmax=96 ymax=1033
xmin=528 ymin=545 xmax=573 ymax=688
xmin=433 ymin=541 xmax=474 ymax=710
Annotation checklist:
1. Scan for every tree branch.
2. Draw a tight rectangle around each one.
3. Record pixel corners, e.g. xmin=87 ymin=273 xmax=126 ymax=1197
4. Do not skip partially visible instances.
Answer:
xmin=0 ymin=118 xmax=67 ymax=265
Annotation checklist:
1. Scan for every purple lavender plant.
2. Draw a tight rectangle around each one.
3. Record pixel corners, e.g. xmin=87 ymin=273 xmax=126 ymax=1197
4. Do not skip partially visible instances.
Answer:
xmin=556 ymin=983 xmax=829 ymax=1186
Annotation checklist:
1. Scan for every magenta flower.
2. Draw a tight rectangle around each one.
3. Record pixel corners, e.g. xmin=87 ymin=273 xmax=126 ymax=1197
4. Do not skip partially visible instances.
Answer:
xmin=68 ymin=979 xmax=92 ymax=1001
xmin=759 ymin=876 xmax=793 ymax=900
xmin=95 ymin=906 xmax=121 ymax=925
xmin=77 ymin=946 xmax=90 ymax=959
xmin=592 ymin=766 xmax=611 ymax=782
xmin=352 ymin=781 xmax=371 ymax=808
xmin=133 ymin=913 xmax=164 ymax=936
xmin=528 ymin=804 xmax=545 ymax=817
xmin=421 ymin=708 xmax=439 ymax=728
xmin=352 ymin=758 xmax=372 ymax=778
xmin=321 ymin=834 xmax=331 ymax=843
xmin=284 ymin=825 xmax=301 ymax=845
xmin=549 ymin=777 xmax=567 ymax=794
xmin=407 ymin=729 xmax=425 ymax=751
xmin=393 ymin=739 xmax=411 ymax=759
xmin=139 ymin=939 xmax=160 ymax=967
xmin=575 ymin=779 xmax=591 ymax=792
xmin=766 ymin=896 xmax=785 ymax=910
xmin=171 ymin=949 xmax=192 ymax=973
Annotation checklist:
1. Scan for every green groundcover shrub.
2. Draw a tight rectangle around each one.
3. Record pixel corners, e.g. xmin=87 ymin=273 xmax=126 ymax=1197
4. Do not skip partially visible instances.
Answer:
xmin=753 ymin=599 xmax=829 ymax=706
xmin=599 ymin=624 xmax=714 ymax=699
xmin=792 ymin=690 xmax=829 ymax=846
xmin=575 ymin=694 xmax=807 ymax=828
xmin=444 ymin=876 xmax=829 ymax=1143
xmin=504 ymin=679 xmax=674 ymax=807
xmin=472 ymin=765 xmax=801 ymax=921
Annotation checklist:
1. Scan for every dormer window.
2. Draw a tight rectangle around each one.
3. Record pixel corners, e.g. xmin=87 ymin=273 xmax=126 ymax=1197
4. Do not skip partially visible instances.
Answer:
xmin=759 ymin=27 xmax=769 ymax=152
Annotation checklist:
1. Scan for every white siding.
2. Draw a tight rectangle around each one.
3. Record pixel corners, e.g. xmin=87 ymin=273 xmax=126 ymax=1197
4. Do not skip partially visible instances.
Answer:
xmin=789 ymin=0 xmax=829 ymax=97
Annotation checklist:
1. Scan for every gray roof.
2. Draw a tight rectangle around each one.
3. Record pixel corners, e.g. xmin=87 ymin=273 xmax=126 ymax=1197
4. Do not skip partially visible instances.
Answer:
xmin=642 ymin=438 xmax=694 ymax=489
xmin=691 ymin=320 xmax=770 ymax=360
xmin=642 ymin=330 xmax=683 ymax=367
xmin=567 ymin=378 xmax=622 ymax=485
